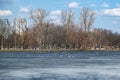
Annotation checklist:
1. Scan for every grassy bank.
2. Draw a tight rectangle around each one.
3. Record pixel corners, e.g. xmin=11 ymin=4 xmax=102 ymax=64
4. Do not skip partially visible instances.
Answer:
xmin=0 ymin=48 xmax=83 ymax=52
xmin=0 ymin=48 xmax=120 ymax=52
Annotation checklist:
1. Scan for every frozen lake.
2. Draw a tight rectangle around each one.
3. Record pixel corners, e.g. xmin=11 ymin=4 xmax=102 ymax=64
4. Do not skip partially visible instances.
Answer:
xmin=0 ymin=51 xmax=120 ymax=80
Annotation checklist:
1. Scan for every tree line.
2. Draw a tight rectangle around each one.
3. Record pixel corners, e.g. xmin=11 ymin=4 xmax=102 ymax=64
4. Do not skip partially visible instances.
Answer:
xmin=0 ymin=8 xmax=120 ymax=50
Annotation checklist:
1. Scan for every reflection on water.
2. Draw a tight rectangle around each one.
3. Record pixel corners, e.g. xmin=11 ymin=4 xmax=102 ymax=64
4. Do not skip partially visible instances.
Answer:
xmin=0 ymin=51 xmax=120 ymax=80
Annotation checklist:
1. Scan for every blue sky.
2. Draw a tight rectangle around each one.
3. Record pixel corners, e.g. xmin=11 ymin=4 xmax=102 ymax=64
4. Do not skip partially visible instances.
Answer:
xmin=0 ymin=0 xmax=120 ymax=33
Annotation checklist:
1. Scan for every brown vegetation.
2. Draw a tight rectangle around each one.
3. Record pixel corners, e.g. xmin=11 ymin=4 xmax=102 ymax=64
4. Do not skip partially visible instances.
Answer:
xmin=0 ymin=8 xmax=120 ymax=50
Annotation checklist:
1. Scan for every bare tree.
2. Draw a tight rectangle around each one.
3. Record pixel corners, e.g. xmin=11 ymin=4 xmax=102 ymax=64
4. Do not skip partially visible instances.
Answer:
xmin=0 ymin=19 xmax=9 ymax=49
xmin=61 ymin=10 xmax=67 ymax=28
xmin=61 ymin=10 xmax=74 ymax=49
xmin=30 ymin=8 xmax=48 ymax=49
xmin=80 ymin=8 xmax=95 ymax=32
xmin=79 ymin=8 xmax=95 ymax=49
xmin=14 ymin=18 xmax=27 ymax=49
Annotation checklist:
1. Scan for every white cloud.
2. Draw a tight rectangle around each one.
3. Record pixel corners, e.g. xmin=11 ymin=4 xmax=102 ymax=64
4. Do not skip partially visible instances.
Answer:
xmin=103 ymin=8 xmax=120 ymax=16
xmin=89 ymin=4 xmax=97 ymax=7
xmin=116 ymin=4 xmax=120 ymax=7
xmin=0 ymin=10 xmax=12 ymax=16
xmin=49 ymin=16 xmax=57 ymax=20
xmin=20 ymin=7 xmax=29 ymax=12
xmin=69 ymin=2 xmax=79 ymax=8
xmin=49 ymin=15 xmax=61 ymax=25
xmin=49 ymin=10 xmax=62 ymax=25
xmin=50 ymin=10 xmax=62 ymax=15
xmin=102 ymin=2 xmax=109 ymax=8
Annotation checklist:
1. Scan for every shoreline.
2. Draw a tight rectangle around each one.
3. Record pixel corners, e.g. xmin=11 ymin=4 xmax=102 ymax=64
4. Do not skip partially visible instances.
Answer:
xmin=0 ymin=48 xmax=120 ymax=52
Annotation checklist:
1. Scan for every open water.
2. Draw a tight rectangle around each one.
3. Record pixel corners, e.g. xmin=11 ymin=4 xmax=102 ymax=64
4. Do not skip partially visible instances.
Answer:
xmin=0 ymin=51 xmax=120 ymax=80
